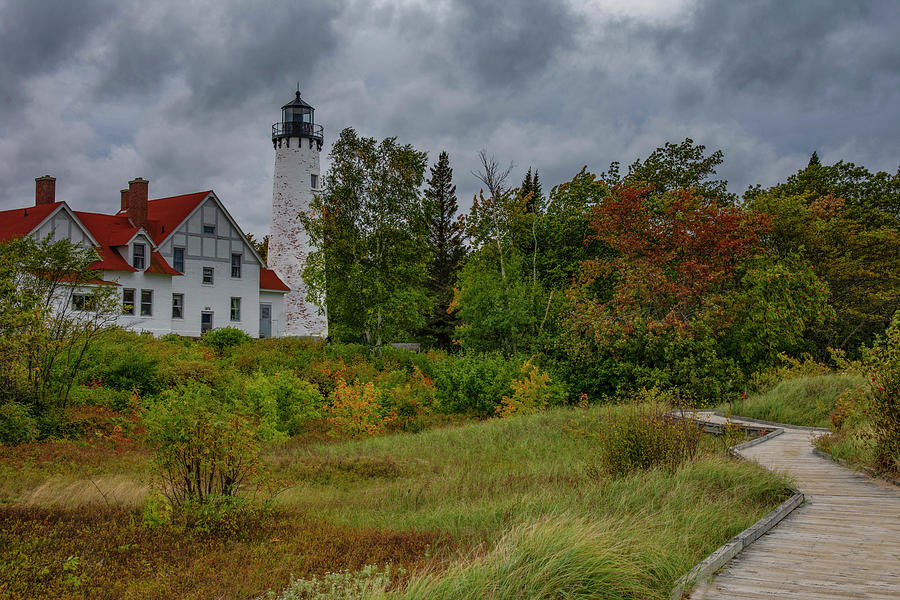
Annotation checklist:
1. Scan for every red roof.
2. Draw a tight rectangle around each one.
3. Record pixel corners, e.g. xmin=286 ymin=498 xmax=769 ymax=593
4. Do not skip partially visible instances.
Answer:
xmin=74 ymin=211 xmax=139 ymax=246
xmin=0 ymin=202 xmax=63 ymax=241
xmin=119 ymin=191 xmax=210 ymax=244
xmin=89 ymin=246 xmax=136 ymax=272
xmin=146 ymin=250 xmax=181 ymax=275
xmin=260 ymin=269 xmax=290 ymax=291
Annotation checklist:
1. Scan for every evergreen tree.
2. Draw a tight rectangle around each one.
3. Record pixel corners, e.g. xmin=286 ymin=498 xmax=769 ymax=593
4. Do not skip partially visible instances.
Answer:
xmin=808 ymin=151 xmax=821 ymax=168
xmin=421 ymin=151 xmax=466 ymax=349
xmin=520 ymin=167 xmax=544 ymax=213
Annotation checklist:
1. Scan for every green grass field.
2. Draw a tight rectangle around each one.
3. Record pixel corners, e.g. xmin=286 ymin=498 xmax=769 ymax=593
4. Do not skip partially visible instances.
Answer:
xmin=718 ymin=374 xmax=865 ymax=428
xmin=1 ymin=405 xmax=790 ymax=600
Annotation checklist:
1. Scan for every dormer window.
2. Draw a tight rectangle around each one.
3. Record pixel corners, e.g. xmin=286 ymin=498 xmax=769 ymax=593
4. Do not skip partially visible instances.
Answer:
xmin=133 ymin=243 xmax=146 ymax=270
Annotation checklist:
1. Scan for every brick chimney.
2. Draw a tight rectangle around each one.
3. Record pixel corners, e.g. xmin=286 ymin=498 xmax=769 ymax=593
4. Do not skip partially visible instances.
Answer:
xmin=120 ymin=188 xmax=129 ymax=211
xmin=35 ymin=175 xmax=56 ymax=206
xmin=127 ymin=178 xmax=149 ymax=229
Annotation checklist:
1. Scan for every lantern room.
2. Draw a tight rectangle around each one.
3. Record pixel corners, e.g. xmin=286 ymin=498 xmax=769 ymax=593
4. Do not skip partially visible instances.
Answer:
xmin=272 ymin=89 xmax=324 ymax=149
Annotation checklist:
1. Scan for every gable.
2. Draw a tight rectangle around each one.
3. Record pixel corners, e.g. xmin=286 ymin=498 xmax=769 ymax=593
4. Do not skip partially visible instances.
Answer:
xmin=158 ymin=193 xmax=265 ymax=268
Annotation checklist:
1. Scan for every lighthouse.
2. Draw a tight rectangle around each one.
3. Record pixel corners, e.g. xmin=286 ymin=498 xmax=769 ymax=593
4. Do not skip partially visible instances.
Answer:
xmin=268 ymin=89 xmax=327 ymax=338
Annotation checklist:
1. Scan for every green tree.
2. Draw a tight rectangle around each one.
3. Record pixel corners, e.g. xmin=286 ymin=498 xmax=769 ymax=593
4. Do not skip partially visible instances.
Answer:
xmin=301 ymin=128 xmax=430 ymax=348
xmin=420 ymin=151 xmax=466 ymax=349
xmin=245 ymin=233 xmax=268 ymax=262
xmin=520 ymin=167 xmax=544 ymax=213
xmin=746 ymin=158 xmax=900 ymax=355
xmin=610 ymin=138 xmax=735 ymax=202
xmin=0 ymin=236 xmax=119 ymax=434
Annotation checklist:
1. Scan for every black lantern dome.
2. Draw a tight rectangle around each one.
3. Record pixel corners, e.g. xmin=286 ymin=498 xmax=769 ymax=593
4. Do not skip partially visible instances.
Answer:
xmin=272 ymin=89 xmax=324 ymax=149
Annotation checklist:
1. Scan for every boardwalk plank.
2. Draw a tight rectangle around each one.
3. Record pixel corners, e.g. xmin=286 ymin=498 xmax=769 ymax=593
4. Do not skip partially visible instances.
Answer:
xmin=688 ymin=412 xmax=900 ymax=599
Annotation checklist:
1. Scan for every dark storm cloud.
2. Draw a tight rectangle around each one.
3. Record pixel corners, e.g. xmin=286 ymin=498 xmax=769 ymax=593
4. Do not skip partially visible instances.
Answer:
xmin=1 ymin=0 xmax=898 ymax=236
xmin=448 ymin=0 xmax=582 ymax=88
xmin=651 ymin=0 xmax=900 ymax=108
xmin=0 ymin=0 xmax=118 ymax=112
xmin=88 ymin=1 xmax=345 ymax=116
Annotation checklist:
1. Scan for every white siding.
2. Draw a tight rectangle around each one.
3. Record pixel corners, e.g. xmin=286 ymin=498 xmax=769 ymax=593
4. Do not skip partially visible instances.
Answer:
xmin=24 ymin=196 xmax=284 ymax=338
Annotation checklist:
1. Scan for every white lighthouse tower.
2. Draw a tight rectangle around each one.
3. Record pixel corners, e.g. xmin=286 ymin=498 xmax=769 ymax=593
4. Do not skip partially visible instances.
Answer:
xmin=268 ymin=89 xmax=327 ymax=338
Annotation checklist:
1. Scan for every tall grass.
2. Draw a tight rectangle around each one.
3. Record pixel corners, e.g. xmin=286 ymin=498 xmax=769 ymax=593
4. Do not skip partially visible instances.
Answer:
xmin=267 ymin=406 xmax=789 ymax=599
xmin=720 ymin=374 xmax=865 ymax=428
xmin=380 ymin=517 xmax=656 ymax=600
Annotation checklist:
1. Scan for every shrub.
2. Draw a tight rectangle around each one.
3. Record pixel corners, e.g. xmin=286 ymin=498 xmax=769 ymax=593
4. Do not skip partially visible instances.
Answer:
xmin=325 ymin=379 xmax=391 ymax=438
xmin=259 ymin=564 xmax=397 ymax=600
xmin=143 ymin=382 xmax=267 ymax=504
xmin=432 ymin=352 xmax=520 ymax=416
xmin=95 ymin=351 xmax=162 ymax=395
xmin=495 ymin=359 xmax=566 ymax=418
xmin=591 ymin=404 xmax=701 ymax=476
xmin=243 ymin=372 xmax=324 ymax=436
xmin=157 ymin=359 xmax=224 ymax=388
xmin=201 ymin=327 xmax=252 ymax=355
xmin=230 ymin=337 xmax=321 ymax=374
xmin=377 ymin=367 xmax=434 ymax=432
xmin=862 ymin=321 xmax=900 ymax=472
xmin=0 ymin=402 xmax=38 ymax=445
xmin=67 ymin=385 xmax=137 ymax=412
xmin=750 ymin=353 xmax=831 ymax=393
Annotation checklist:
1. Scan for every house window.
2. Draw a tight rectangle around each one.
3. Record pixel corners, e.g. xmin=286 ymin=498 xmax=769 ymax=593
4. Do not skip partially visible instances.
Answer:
xmin=202 ymin=267 xmax=214 ymax=285
xmin=72 ymin=293 xmax=89 ymax=311
xmin=203 ymin=224 xmax=216 ymax=235
xmin=140 ymin=290 xmax=153 ymax=316
xmin=173 ymin=247 xmax=185 ymax=272
xmin=132 ymin=243 xmax=145 ymax=269
xmin=231 ymin=253 xmax=242 ymax=278
xmin=310 ymin=174 xmax=318 ymax=189
xmin=172 ymin=293 xmax=184 ymax=319
xmin=230 ymin=297 xmax=241 ymax=322
xmin=122 ymin=288 xmax=135 ymax=315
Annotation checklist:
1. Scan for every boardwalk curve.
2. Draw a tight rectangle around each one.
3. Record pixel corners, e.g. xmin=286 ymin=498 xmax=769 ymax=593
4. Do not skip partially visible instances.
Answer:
xmin=687 ymin=411 xmax=900 ymax=599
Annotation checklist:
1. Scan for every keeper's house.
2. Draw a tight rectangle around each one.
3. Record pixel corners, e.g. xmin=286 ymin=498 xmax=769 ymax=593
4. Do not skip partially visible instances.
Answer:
xmin=0 ymin=176 xmax=289 ymax=338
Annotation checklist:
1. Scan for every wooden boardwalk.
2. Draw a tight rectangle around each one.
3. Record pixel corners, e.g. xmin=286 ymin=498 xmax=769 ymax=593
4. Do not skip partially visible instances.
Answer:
xmin=688 ymin=412 xmax=900 ymax=599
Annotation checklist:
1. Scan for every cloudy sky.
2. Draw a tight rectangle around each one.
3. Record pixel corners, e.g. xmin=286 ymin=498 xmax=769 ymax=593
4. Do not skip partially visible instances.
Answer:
xmin=2 ymin=0 xmax=899 ymax=237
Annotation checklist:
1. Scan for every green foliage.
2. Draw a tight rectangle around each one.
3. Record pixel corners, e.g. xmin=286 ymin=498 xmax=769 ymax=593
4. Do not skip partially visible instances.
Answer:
xmin=860 ymin=320 xmax=900 ymax=472
xmin=589 ymin=404 xmax=702 ymax=476
xmin=495 ymin=359 xmax=566 ymax=418
xmin=376 ymin=367 xmax=434 ymax=432
xmin=201 ymin=326 xmax=252 ymax=354
xmin=0 ymin=236 xmax=120 ymax=428
xmin=420 ymin=150 xmax=466 ymax=350
xmin=302 ymin=128 xmax=430 ymax=346
xmin=453 ymin=250 xmax=553 ymax=354
xmin=141 ymin=489 xmax=173 ymax=528
xmin=143 ymin=382 xmax=267 ymax=504
xmin=0 ymin=402 xmax=38 ymax=445
xmin=746 ymin=158 xmax=900 ymax=355
xmin=261 ymin=565 xmax=397 ymax=600
xmin=725 ymin=255 xmax=831 ymax=369
xmin=243 ymin=371 xmax=323 ymax=436
xmin=431 ymin=352 xmax=521 ymax=416
xmin=325 ymin=379 xmax=391 ymax=438
xmin=614 ymin=137 xmax=735 ymax=202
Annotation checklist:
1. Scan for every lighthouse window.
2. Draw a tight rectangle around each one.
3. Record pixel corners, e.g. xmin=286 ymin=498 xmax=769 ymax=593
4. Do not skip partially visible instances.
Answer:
xmin=310 ymin=174 xmax=318 ymax=189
